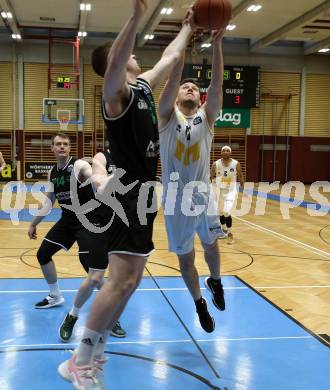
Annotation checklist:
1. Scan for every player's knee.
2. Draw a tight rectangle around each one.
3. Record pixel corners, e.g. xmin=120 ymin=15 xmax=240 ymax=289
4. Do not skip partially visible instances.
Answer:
xmin=202 ymin=240 xmax=218 ymax=254
xmin=88 ymin=271 xmax=104 ymax=289
xmin=223 ymin=212 xmax=230 ymax=218
xmin=119 ymin=272 xmax=142 ymax=294
xmin=178 ymin=253 xmax=194 ymax=272
xmin=36 ymin=246 xmax=53 ymax=266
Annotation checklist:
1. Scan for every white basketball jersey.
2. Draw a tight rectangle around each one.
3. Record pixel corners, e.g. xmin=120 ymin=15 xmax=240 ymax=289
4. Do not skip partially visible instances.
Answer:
xmin=215 ymin=158 xmax=238 ymax=191
xmin=160 ymin=107 xmax=213 ymax=198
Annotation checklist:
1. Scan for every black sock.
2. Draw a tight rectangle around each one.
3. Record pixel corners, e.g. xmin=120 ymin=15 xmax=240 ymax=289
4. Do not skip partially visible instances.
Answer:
xmin=220 ymin=215 xmax=226 ymax=225
xmin=225 ymin=216 xmax=232 ymax=229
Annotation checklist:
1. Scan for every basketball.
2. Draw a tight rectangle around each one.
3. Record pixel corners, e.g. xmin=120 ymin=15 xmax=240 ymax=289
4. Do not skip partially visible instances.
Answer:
xmin=194 ymin=0 xmax=232 ymax=30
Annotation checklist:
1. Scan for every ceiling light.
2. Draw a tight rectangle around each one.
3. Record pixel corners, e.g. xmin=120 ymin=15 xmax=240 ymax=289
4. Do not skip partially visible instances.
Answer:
xmin=318 ymin=48 xmax=330 ymax=53
xmin=11 ymin=34 xmax=21 ymax=39
xmin=247 ymin=4 xmax=262 ymax=12
xmin=78 ymin=31 xmax=87 ymax=37
xmin=1 ymin=11 xmax=13 ymax=18
xmin=226 ymin=24 xmax=236 ymax=31
xmin=201 ymin=43 xmax=212 ymax=48
xmin=160 ymin=7 xmax=173 ymax=15
xmin=80 ymin=3 xmax=91 ymax=11
xmin=144 ymin=34 xmax=154 ymax=40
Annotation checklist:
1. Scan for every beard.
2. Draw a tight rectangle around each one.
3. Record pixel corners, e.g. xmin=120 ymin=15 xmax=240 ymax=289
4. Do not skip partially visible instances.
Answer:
xmin=181 ymin=98 xmax=198 ymax=110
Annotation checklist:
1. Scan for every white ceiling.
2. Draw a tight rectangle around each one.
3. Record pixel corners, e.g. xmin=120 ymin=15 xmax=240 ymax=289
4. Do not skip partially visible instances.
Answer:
xmin=0 ymin=0 xmax=329 ymax=55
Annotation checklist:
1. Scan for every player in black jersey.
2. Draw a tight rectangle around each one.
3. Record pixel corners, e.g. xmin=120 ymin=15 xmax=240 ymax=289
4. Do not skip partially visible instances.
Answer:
xmin=58 ymin=148 xmax=126 ymax=341
xmin=58 ymin=1 xmax=196 ymax=387
xmin=28 ymin=134 xmax=126 ymax=339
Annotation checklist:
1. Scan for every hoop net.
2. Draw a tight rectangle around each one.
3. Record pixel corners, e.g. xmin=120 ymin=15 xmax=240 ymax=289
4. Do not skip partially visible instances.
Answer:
xmin=57 ymin=110 xmax=71 ymax=131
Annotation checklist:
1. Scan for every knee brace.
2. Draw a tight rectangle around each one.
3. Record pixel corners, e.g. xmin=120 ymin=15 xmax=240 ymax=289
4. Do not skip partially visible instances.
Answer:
xmin=36 ymin=240 xmax=59 ymax=266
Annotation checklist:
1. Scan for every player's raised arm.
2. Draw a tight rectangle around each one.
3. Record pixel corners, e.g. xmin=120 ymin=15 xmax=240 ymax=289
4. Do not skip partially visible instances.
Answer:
xmin=140 ymin=9 xmax=195 ymax=90
xmin=102 ymin=1 xmax=148 ymax=107
xmin=204 ymin=30 xmax=225 ymax=127
xmin=158 ymin=54 xmax=185 ymax=128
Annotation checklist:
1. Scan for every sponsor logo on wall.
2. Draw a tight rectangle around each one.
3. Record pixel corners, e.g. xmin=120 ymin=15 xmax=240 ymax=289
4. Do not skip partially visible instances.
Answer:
xmin=25 ymin=162 xmax=53 ymax=180
xmin=215 ymin=108 xmax=251 ymax=128
xmin=0 ymin=161 xmax=17 ymax=181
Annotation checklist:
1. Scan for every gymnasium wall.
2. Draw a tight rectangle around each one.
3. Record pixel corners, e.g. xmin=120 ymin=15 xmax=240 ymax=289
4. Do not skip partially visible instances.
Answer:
xmin=0 ymin=43 xmax=329 ymax=182
xmin=246 ymin=135 xmax=330 ymax=183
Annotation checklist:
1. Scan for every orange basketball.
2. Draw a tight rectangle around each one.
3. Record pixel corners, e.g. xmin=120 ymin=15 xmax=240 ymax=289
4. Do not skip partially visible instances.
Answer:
xmin=194 ymin=0 xmax=232 ymax=30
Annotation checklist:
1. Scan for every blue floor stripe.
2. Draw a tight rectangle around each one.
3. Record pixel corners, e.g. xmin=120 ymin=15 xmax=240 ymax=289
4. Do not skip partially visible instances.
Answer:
xmin=0 ymin=276 xmax=329 ymax=390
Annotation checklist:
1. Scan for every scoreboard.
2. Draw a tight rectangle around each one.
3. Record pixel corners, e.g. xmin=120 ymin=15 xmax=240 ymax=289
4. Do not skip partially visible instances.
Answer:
xmin=56 ymin=76 xmax=72 ymax=89
xmin=182 ymin=64 xmax=260 ymax=108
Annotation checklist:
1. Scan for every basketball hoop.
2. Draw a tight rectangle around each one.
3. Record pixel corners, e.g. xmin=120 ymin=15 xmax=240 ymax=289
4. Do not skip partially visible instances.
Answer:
xmin=57 ymin=110 xmax=71 ymax=131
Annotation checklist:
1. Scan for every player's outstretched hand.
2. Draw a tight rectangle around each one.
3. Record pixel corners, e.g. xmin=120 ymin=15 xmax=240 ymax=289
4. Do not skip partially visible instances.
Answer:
xmin=183 ymin=6 xmax=196 ymax=30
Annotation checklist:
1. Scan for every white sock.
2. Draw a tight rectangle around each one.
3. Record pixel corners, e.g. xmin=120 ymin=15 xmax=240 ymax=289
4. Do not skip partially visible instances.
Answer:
xmin=69 ymin=306 xmax=80 ymax=317
xmin=49 ymin=282 xmax=60 ymax=297
xmin=94 ymin=329 xmax=111 ymax=360
xmin=227 ymin=228 xmax=232 ymax=234
xmin=76 ymin=327 xmax=102 ymax=366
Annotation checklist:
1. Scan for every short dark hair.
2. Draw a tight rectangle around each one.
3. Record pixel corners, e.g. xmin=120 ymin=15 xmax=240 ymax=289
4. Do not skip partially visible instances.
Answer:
xmin=92 ymin=42 xmax=112 ymax=77
xmin=51 ymin=133 xmax=70 ymax=145
xmin=180 ymin=78 xmax=202 ymax=90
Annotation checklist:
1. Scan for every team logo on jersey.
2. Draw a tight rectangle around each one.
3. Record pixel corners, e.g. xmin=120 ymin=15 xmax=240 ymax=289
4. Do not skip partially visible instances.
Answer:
xmin=67 ymin=164 xmax=73 ymax=173
xmin=176 ymin=124 xmax=182 ymax=133
xmin=146 ymin=140 xmax=160 ymax=157
xmin=185 ymin=125 xmax=191 ymax=141
xmin=193 ymin=116 xmax=202 ymax=126
xmin=138 ymin=98 xmax=148 ymax=110
xmin=230 ymin=168 xmax=235 ymax=172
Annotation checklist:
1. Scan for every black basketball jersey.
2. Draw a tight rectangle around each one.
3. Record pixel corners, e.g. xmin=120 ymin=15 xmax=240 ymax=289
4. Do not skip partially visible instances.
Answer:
xmin=102 ymin=78 xmax=159 ymax=184
xmin=49 ymin=156 xmax=95 ymax=219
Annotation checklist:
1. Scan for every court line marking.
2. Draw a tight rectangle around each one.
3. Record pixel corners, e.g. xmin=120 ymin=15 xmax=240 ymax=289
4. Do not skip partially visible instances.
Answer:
xmin=235 ymin=216 xmax=330 ymax=259
xmin=0 ymin=336 xmax=313 ymax=350
xmin=0 ymin=285 xmax=329 ymax=293
xmin=0 ymin=227 xmax=49 ymax=230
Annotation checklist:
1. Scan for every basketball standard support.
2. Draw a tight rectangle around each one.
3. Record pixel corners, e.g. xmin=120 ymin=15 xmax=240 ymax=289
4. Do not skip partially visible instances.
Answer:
xmin=260 ymin=93 xmax=296 ymax=182
xmin=48 ymin=36 xmax=80 ymax=92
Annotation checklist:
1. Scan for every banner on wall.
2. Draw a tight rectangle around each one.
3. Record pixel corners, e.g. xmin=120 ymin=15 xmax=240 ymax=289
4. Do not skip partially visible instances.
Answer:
xmin=215 ymin=108 xmax=251 ymax=128
xmin=0 ymin=161 xmax=17 ymax=182
xmin=25 ymin=162 xmax=53 ymax=180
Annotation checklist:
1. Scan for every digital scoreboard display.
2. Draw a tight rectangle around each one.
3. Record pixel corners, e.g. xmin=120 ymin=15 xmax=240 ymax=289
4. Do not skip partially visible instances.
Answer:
xmin=182 ymin=65 xmax=260 ymax=108
xmin=56 ymin=76 xmax=72 ymax=89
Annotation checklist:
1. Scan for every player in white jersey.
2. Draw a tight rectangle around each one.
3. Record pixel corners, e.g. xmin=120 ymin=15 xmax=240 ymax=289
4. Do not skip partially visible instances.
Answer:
xmin=159 ymin=30 xmax=226 ymax=333
xmin=211 ymin=145 xmax=244 ymax=243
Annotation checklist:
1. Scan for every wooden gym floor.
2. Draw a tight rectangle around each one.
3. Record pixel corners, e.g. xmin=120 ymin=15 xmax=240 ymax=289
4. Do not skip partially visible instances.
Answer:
xmin=0 ymin=182 xmax=329 ymax=343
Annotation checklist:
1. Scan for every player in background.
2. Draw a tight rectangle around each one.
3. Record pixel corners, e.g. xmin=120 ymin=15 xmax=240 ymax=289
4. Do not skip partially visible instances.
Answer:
xmin=211 ymin=145 xmax=244 ymax=243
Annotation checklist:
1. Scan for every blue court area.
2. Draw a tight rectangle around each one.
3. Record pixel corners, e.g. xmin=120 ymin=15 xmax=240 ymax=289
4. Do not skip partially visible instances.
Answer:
xmin=0 ymin=276 xmax=329 ymax=390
